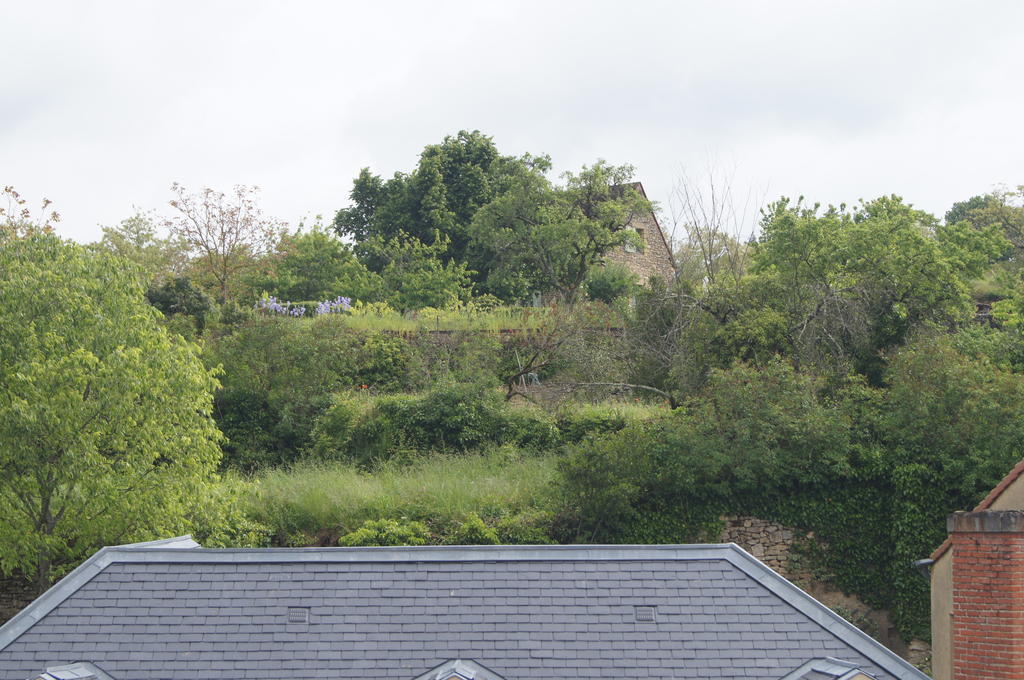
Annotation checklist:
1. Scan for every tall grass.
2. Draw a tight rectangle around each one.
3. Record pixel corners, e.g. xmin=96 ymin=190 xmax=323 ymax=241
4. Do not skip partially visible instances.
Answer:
xmin=249 ymin=449 xmax=559 ymax=542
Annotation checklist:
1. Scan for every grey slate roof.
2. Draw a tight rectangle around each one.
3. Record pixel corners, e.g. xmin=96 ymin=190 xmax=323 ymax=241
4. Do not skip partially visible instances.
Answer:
xmin=0 ymin=540 xmax=928 ymax=680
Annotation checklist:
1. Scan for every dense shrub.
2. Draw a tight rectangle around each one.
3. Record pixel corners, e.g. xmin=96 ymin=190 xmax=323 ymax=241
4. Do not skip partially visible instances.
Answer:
xmin=586 ymin=264 xmax=637 ymax=303
xmin=146 ymin=276 xmax=214 ymax=333
xmin=185 ymin=476 xmax=272 ymax=548
xmin=555 ymin=403 xmax=657 ymax=444
xmin=310 ymin=385 xmax=560 ymax=465
xmin=205 ymin=317 xmax=419 ymax=469
xmin=445 ymin=513 xmax=500 ymax=545
xmin=494 ymin=510 xmax=555 ymax=544
xmin=355 ymin=332 xmax=414 ymax=390
xmin=338 ymin=518 xmax=430 ymax=546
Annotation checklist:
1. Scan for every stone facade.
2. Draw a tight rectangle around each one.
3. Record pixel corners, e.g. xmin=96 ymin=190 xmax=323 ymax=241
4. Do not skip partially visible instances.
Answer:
xmin=0 ymin=574 xmax=35 ymax=626
xmin=603 ymin=182 xmax=675 ymax=285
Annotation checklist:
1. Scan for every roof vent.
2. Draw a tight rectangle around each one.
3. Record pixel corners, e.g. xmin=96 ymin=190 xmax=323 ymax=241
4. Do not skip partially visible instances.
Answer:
xmin=634 ymin=605 xmax=656 ymax=622
xmin=287 ymin=606 xmax=309 ymax=624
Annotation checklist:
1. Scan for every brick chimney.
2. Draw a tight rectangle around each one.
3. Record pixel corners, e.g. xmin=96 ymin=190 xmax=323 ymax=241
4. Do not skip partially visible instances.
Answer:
xmin=948 ymin=510 xmax=1024 ymax=680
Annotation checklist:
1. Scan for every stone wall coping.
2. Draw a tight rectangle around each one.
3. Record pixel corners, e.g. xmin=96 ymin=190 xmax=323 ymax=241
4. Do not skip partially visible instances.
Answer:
xmin=947 ymin=510 xmax=1024 ymax=533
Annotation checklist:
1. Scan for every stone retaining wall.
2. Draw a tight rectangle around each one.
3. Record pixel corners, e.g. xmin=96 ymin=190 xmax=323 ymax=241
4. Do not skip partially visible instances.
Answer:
xmin=0 ymin=574 xmax=35 ymax=625
xmin=719 ymin=515 xmax=812 ymax=580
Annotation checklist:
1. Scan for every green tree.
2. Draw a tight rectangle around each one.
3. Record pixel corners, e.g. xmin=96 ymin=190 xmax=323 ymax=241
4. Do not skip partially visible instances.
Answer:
xmin=946 ymin=186 xmax=1024 ymax=255
xmin=95 ymin=212 xmax=188 ymax=285
xmin=586 ymin=263 xmax=638 ymax=303
xmin=469 ymin=161 xmax=650 ymax=303
xmin=259 ymin=225 xmax=383 ymax=303
xmin=0 ymin=235 xmax=223 ymax=590
xmin=333 ymin=130 xmax=549 ymax=297
xmin=166 ymin=183 xmax=284 ymax=302
xmin=145 ymin=276 xmax=215 ymax=333
xmin=367 ymin=231 xmax=474 ymax=311
xmin=751 ymin=195 xmax=985 ymax=379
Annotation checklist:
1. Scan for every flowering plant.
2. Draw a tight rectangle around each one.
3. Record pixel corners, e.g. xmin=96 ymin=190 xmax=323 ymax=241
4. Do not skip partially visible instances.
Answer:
xmin=315 ymin=296 xmax=352 ymax=315
xmin=254 ymin=295 xmax=305 ymax=317
xmin=254 ymin=295 xmax=352 ymax=317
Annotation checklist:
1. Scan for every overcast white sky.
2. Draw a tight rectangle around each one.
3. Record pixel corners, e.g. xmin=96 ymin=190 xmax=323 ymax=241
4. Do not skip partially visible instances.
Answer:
xmin=3 ymin=0 xmax=1023 ymax=243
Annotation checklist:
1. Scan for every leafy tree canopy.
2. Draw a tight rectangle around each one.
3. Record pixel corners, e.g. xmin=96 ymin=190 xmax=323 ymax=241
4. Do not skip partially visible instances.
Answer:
xmin=95 ymin=212 xmax=188 ymax=285
xmin=748 ymin=195 xmax=997 ymax=378
xmin=469 ymin=161 xmax=650 ymax=303
xmin=365 ymin=230 xmax=475 ymax=311
xmin=256 ymin=225 xmax=383 ymax=304
xmin=946 ymin=185 xmax=1024 ymax=255
xmin=0 ymin=235 xmax=223 ymax=590
xmin=332 ymin=130 xmax=550 ymax=295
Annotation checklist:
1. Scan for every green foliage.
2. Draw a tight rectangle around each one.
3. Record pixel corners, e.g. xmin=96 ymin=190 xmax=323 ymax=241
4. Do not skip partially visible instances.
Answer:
xmin=184 ymin=475 xmax=272 ymax=548
xmin=355 ymin=333 xmax=413 ymax=390
xmin=934 ymin=218 xmax=1010 ymax=281
xmin=414 ymin=331 xmax=504 ymax=386
xmin=494 ymin=510 xmax=555 ymax=544
xmin=205 ymin=316 xmax=419 ymax=469
xmin=146 ymin=276 xmax=214 ymax=333
xmin=310 ymin=385 xmax=559 ymax=466
xmin=95 ymin=211 xmax=187 ymax=284
xmin=363 ymin=231 xmax=474 ymax=311
xmin=0 ymin=235 xmax=223 ymax=588
xmin=555 ymin=402 xmax=660 ymax=444
xmin=952 ymin=324 xmax=1024 ymax=372
xmin=259 ymin=225 xmax=383 ymax=303
xmin=338 ymin=518 xmax=430 ymax=546
xmin=340 ymin=302 xmax=548 ymax=333
xmin=753 ymin=196 xmax=978 ymax=379
xmin=946 ymin=186 xmax=1024 ymax=257
xmin=333 ymin=130 xmax=550 ymax=298
xmin=559 ymin=336 xmax=1024 ymax=639
xmin=470 ymin=161 xmax=652 ymax=302
xmin=586 ymin=264 xmax=638 ymax=303
xmin=445 ymin=512 xmax=500 ymax=545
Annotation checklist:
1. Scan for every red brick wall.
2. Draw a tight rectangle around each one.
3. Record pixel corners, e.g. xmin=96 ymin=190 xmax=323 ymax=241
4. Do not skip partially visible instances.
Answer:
xmin=949 ymin=511 xmax=1024 ymax=680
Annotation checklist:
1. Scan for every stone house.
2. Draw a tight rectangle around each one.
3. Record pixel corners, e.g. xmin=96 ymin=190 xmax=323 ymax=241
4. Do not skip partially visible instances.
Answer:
xmin=0 ymin=538 xmax=926 ymax=680
xmin=602 ymin=182 xmax=676 ymax=285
